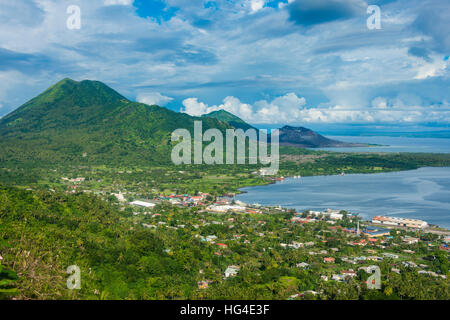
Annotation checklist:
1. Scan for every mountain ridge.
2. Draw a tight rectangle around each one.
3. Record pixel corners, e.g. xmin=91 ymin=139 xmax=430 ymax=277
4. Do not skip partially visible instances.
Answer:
xmin=202 ymin=109 xmax=256 ymax=131
xmin=0 ymin=78 xmax=231 ymax=165
xmin=0 ymin=78 xmax=366 ymax=166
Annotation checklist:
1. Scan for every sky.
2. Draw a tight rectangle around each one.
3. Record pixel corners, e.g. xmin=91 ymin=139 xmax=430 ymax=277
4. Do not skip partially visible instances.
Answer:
xmin=0 ymin=0 xmax=449 ymax=126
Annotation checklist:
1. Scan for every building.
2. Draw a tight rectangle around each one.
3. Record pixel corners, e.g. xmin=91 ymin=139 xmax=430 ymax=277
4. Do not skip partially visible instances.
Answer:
xmin=372 ymin=216 xmax=428 ymax=229
xmin=341 ymin=270 xmax=357 ymax=278
xmin=197 ymin=281 xmax=209 ymax=289
xmin=402 ymin=261 xmax=418 ymax=268
xmin=332 ymin=274 xmax=344 ymax=281
xmin=130 ymin=200 xmax=156 ymax=208
xmin=402 ymin=236 xmax=419 ymax=244
xmin=308 ymin=209 xmax=344 ymax=220
xmin=246 ymin=208 xmax=263 ymax=214
xmin=224 ymin=266 xmax=240 ymax=278
xmin=201 ymin=235 xmax=217 ymax=243
xmin=362 ymin=226 xmax=391 ymax=237
xmin=324 ymin=257 xmax=335 ymax=263
xmin=325 ymin=209 xmax=344 ymax=220
xmin=383 ymin=253 xmax=399 ymax=259
xmin=207 ymin=204 xmax=246 ymax=213
xmin=391 ymin=268 xmax=401 ymax=274
xmin=113 ymin=192 xmax=126 ymax=202
xmin=296 ymin=262 xmax=310 ymax=268
xmin=289 ymin=242 xmax=304 ymax=249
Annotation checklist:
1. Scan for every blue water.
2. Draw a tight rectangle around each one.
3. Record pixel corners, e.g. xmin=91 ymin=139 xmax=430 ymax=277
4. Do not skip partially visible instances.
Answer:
xmin=236 ymin=167 xmax=450 ymax=229
xmin=315 ymin=136 xmax=450 ymax=153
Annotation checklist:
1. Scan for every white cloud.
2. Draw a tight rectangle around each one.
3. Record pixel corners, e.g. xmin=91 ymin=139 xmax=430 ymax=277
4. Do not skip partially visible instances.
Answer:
xmin=103 ymin=0 xmax=134 ymax=6
xmin=414 ymin=59 xmax=447 ymax=79
xmin=181 ymin=96 xmax=254 ymax=118
xmin=278 ymin=0 xmax=295 ymax=9
xmin=218 ymin=96 xmax=254 ymax=120
xmin=182 ymin=93 xmax=450 ymax=124
xmin=182 ymin=98 xmax=213 ymax=116
xmin=136 ymin=92 xmax=173 ymax=106
xmin=371 ymin=97 xmax=388 ymax=109
xmin=250 ymin=0 xmax=266 ymax=13
xmin=182 ymin=93 xmax=308 ymax=123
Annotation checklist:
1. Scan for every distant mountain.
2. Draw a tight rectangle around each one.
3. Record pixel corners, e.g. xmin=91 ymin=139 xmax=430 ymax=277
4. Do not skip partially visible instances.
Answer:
xmin=278 ymin=126 xmax=367 ymax=148
xmin=202 ymin=109 xmax=255 ymax=131
xmin=0 ymin=78 xmax=230 ymax=165
xmin=202 ymin=110 xmax=366 ymax=148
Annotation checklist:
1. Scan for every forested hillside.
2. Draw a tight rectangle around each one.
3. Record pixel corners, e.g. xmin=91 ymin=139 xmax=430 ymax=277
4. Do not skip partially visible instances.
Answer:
xmin=0 ymin=78 xmax=230 ymax=166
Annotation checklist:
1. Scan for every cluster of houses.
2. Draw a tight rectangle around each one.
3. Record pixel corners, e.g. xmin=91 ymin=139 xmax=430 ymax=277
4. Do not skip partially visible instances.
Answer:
xmin=127 ymin=192 xmax=212 ymax=210
xmin=206 ymin=198 xmax=265 ymax=214
xmin=61 ymin=177 xmax=87 ymax=193
xmin=328 ymin=270 xmax=357 ymax=282
xmin=290 ymin=209 xmax=365 ymax=225
xmin=362 ymin=226 xmax=391 ymax=238
xmin=129 ymin=193 xmax=267 ymax=215
xmin=309 ymin=209 xmax=345 ymax=220
xmin=61 ymin=177 xmax=86 ymax=183
xmin=123 ymin=188 xmax=449 ymax=292
xmin=158 ymin=193 xmax=211 ymax=206
xmin=280 ymin=241 xmax=315 ymax=249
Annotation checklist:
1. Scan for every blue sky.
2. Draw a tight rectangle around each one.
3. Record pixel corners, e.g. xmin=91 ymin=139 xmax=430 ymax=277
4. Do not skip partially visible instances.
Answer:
xmin=0 ymin=0 xmax=449 ymax=125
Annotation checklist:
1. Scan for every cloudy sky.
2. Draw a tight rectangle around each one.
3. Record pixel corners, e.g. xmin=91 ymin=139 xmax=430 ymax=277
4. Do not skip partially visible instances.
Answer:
xmin=0 ymin=0 xmax=449 ymax=126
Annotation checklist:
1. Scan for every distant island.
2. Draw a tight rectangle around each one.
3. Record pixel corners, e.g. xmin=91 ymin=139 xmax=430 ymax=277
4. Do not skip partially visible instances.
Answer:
xmin=202 ymin=109 xmax=371 ymax=148
xmin=277 ymin=125 xmax=371 ymax=148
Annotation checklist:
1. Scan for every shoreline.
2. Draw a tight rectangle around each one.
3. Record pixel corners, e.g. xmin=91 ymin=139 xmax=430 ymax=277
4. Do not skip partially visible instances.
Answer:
xmin=236 ymin=166 xmax=450 ymax=232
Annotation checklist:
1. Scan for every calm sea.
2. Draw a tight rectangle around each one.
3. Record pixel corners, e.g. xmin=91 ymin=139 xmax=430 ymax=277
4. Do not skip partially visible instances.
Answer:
xmin=236 ymin=167 xmax=450 ymax=229
xmin=315 ymin=136 xmax=450 ymax=153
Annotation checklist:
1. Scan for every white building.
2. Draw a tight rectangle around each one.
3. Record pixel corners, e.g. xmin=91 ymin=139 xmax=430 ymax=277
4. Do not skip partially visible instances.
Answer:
xmin=224 ymin=266 xmax=240 ymax=278
xmin=113 ymin=192 xmax=126 ymax=202
xmin=372 ymin=216 xmax=428 ymax=229
xmin=402 ymin=236 xmax=419 ymax=244
xmin=308 ymin=209 xmax=343 ymax=220
xmin=207 ymin=205 xmax=246 ymax=213
xmin=296 ymin=262 xmax=309 ymax=268
xmin=383 ymin=253 xmax=399 ymax=259
xmin=130 ymin=200 xmax=156 ymax=208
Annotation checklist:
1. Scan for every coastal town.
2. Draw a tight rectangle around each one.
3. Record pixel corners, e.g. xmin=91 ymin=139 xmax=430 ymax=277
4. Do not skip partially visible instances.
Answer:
xmin=7 ymin=172 xmax=441 ymax=300
xmin=101 ymin=187 xmax=449 ymax=299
